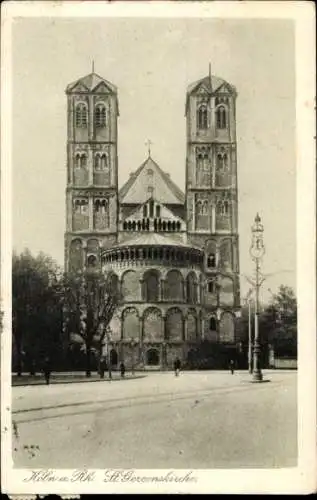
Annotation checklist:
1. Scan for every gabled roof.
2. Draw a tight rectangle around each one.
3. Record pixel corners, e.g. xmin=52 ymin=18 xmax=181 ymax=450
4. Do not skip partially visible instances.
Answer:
xmin=66 ymin=72 xmax=117 ymax=94
xmin=119 ymin=156 xmax=185 ymax=205
xmin=122 ymin=197 xmax=185 ymax=224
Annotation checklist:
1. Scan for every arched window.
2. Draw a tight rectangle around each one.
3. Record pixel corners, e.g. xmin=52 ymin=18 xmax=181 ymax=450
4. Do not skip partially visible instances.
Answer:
xmin=75 ymin=153 xmax=81 ymax=169
xmin=74 ymin=153 xmax=87 ymax=169
xmin=176 ymin=221 xmax=181 ymax=231
xmin=100 ymin=154 xmax=107 ymax=171
xmin=156 ymin=205 xmax=161 ymax=217
xmin=216 ymin=106 xmax=227 ymax=129
xmin=81 ymin=154 xmax=87 ymax=168
xmin=195 ymin=198 xmax=209 ymax=230
xmin=208 ymin=280 xmax=215 ymax=293
xmin=87 ymin=255 xmax=97 ymax=268
xmin=75 ymin=103 xmax=88 ymax=128
xmin=207 ymin=253 xmax=216 ymax=268
xmin=197 ymin=105 xmax=208 ymax=129
xmin=143 ymin=205 xmax=148 ymax=217
xmin=186 ymin=272 xmax=197 ymax=304
xmin=209 ymin=317 xmax=217 ymax=331
xmin=143 ymin=270 xmax=160 ymax=302
xmin=196 ymin=147 xmax=210 ymax=182
xmin=94 ymin=154 xmax=101 ymax=170
xmin=95 ymin=103 xmax=106 ymax=128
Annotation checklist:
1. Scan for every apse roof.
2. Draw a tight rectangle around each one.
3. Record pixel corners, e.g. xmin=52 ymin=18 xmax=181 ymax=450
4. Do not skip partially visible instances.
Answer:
xmin=104 ymin=233 xmax=202 ymax=251
xmin=119 ymin=156 xmax=185 ymax=205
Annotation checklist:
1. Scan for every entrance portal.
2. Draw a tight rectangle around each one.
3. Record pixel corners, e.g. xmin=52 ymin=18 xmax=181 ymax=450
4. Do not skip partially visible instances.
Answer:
xmin=110 ymin=349 xmax=118 ymax=366
xmin=146 ymin=348 xmax=160 ymax=366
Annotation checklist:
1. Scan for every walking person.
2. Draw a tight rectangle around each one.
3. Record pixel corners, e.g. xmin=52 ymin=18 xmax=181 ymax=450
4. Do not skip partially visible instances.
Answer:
xmin=229 ymin=359 xmax=235 ymax=375
xmin=120 ymin=361 xmax=126 ymax=378
xmin=174 ymin=358 xmax=181 ymax=377
xmin=43 ymin=356 xmax=51 ymax=385
xmin=99 ymin=356 xmax=106 ymax=379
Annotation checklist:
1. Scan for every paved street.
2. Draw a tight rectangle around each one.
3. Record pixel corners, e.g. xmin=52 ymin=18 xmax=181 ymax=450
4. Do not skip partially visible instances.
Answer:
xmin=12 ymin=371 xmax=297 ymax=469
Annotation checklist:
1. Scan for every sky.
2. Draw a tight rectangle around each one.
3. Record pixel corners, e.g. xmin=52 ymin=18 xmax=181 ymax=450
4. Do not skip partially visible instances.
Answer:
xmin=12 ymin=17 xmax=296 ymax=303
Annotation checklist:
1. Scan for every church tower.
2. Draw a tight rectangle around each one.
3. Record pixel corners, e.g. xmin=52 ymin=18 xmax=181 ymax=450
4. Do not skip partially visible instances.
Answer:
xmin=185 ymin=68 xmax=240 ymax=342
xmin=64 ymin=71 xmax=119 ymax=273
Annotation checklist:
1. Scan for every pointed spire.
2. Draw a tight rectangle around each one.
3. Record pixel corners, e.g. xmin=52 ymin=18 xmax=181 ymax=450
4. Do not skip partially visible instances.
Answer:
xmin=209 ymin=62 xmax=212 ymax=86
xmin=92 ymin=59 xmax=95 ymax=73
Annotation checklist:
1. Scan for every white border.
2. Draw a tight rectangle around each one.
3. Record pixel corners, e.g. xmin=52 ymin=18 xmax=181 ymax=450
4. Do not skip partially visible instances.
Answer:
xmin=1 ymin=1 xmax=316 ymax=495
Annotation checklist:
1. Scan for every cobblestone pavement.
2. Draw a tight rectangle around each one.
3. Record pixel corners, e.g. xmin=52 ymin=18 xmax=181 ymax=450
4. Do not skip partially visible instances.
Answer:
xmin=12 ymin=370 xmax=297 ymax=469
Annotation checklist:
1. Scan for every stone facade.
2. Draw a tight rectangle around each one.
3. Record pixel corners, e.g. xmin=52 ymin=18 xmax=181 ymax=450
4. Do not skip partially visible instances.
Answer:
xmin=64 ymin=70 xmax=241 ymax=369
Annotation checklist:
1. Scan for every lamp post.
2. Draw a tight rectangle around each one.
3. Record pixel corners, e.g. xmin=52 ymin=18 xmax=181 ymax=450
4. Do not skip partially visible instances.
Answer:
xmin=249 ymin=213 xmax=265 ymax=382
xmin=244 ymin=288 xmax=253 ymax=374
xmin=215 ymin=278 xmax=221 ymax=342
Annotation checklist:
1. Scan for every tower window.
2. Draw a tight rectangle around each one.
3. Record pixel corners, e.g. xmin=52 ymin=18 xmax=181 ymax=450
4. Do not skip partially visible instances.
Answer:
xmin=216 ymin=106 xmax=227 ymax=129
xmin=143 ymin=205 xmax=148 ymax=217
xmin=75 ymin=103 xmax=88 ymax=128
xmin=74 ymin=198 xmax=88 ymax=214
xmin=95 ymin=103 xmax=106 ymax=128
xmin=217 ymin=200 xmax=230 ymax=217
xmin=207 ymin=253 xmax=216 ymax=268
xmin=74 ymin=152 xmax=87 ymax=169
xmin=156 ymin=205 xmax=161 ymax=217
xmin=94 ymin=153 xmax=108 ymax=171
xmin=197 ymin=105 xmax=208 ymax=130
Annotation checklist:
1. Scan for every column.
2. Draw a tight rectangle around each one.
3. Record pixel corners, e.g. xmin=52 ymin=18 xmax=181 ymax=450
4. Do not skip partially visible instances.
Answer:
xmin=89 ymin=196 xmax=94 ymax=231
xmin=88 ymin=95 xmax=94 ymax=141
xmin=211 ymin=204 xmax=216 ymax=233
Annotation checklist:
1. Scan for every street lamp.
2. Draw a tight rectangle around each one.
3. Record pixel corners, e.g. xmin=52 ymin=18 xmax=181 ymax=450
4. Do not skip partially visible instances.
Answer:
xmin=130 ymin=337 xmax=139 ymax=375
xmin=249 ymin=213 xmax=265 ymax=382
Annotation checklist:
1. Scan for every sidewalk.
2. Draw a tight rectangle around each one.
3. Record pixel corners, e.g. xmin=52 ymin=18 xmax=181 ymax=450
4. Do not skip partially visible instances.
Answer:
xmin=12 ymin=372 xmax=145 ymax=386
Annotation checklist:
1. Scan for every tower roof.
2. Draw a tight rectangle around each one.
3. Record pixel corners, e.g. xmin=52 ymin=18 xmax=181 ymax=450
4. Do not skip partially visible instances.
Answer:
xmin=185 ymin=73 xmax=237 ymax=114
xmin=66 ymin=72 xmax=117 ymax=94
xmin=119 ymin=156 xmax=185 ymax=205
xmin=186 ymin=74 xmax=236 ymax=96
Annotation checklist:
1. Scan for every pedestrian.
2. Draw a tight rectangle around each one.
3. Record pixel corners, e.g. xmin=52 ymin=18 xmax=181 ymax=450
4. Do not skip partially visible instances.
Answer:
xmin=229 ymin=359 xmax=235 ymax=375
xmin=120 ymin=361 xmax=126 ymax=378
xmin=99 ymin=357 xmax=106 ymax=379
xmin=43 ymin=357 xmax=51 ymax=385
xmin=174 ymin=358 xmax=181 ymax=377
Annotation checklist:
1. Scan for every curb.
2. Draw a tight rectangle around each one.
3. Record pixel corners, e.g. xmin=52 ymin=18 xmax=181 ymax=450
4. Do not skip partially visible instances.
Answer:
xmin=12 ymin=375 xmax=146 ymax=387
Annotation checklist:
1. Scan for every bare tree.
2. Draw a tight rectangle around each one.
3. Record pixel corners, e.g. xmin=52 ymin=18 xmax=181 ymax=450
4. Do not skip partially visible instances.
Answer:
xmin=63 ymin=269 xmax=120 ymax=377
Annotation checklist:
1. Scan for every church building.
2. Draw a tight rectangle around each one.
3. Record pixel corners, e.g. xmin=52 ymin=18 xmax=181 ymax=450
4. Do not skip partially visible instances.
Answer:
xmin=64 ymin=68 xmax=241 ymax=369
